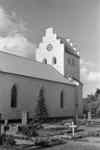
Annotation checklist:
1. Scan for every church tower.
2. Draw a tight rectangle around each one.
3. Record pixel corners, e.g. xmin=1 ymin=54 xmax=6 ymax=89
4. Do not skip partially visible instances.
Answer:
xmin=36 ymin=28 xmax=80 ymax=81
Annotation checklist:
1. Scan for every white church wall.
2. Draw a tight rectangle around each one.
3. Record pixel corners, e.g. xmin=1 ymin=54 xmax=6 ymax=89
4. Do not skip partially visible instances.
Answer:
xmin=44 ymin=81 xmax=75 ymax=117
xmin=0 ymin=74 xmax=21 ymax=119
xmin=36 ymin=28 xmax=80 ymax=82
xmin=0 ymin=71 xmax=76 ymax=119
xmin=36 ymin=28 xmax=64 ymax=75
xmin=77 ymin=84 xmax=83 ymax=116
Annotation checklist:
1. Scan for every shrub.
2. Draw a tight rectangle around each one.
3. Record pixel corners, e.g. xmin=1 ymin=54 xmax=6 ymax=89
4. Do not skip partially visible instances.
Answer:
xmin=18 ymin=125 xmax=38 ymax=137
xmin=0 ymin=134 xmax=6 ymax=145
xmin=35 ymin=137 xmax=65 ymax=147
xmin=88 ymin=131 xmax=100 ymax=137
xmin=4 ymin=135 xmax=16 ymax=145
xmin=4 ymin=125 xmax=9 ymax=132
xmin=30 ymin=119 xmax=43 ymax=129
xmin=35 ymin=88 xmax=48 ymax=122
xmin=35 ymin=138 xmax=50 ymax=147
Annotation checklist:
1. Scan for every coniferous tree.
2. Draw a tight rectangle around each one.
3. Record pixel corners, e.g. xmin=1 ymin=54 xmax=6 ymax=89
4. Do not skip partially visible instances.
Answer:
xmin=35 ymin=88 xmax=48 ymax=121
xmin=83 ymin=89 xmax=100 ymax=118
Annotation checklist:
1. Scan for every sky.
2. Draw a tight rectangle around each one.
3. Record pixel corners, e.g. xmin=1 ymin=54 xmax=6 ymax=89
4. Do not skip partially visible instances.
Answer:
xmin=0 ymin=0 xmax=99 ymax=97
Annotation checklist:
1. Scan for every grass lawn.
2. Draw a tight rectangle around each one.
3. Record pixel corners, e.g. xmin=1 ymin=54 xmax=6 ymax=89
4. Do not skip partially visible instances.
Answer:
xmin=41 ymin=141 xmax=100 ymax=150
xmin=1 ymin=141 xmax=100 ymax=150
xmin=2 ymin=119 xmax=100 ymax=150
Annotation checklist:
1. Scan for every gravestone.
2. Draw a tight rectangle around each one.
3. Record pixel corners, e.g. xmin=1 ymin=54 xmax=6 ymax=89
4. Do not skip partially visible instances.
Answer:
xmin=83 ymin=113 xmax=86 ymax=120
xmin=4 ymin=120 xmax=8 ymax=126
xmin=88 ymin=111 xmax=91 ymax=121
xmin=4 ymin=119 xmax=9 ymax=134
xmin=22 ymin=112 xmax=29 ymax=125
xmin=69 ymin=122 xmax=77 ymax=137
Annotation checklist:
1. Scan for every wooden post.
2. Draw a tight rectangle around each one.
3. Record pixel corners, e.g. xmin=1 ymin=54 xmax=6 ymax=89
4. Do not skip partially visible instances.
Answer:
xmin=22 ymin=112 xmax=28 ymax=125
xmin=74 ymin=85 xmax=79 ymax=125
xmin=0 ymin=114 xmax=2 ymax=145
xmin=88 ymin=111 xmax=91 ymax=121
xmin=0 ymin=114 xmax=1 ymax=137
xmin=4 ymin=119 xmax=8 ymax=135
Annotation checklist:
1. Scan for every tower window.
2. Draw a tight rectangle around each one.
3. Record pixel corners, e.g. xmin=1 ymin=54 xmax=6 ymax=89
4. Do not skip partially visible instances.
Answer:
xmin=42 ymin=58 xmax=47 ymax=64
xmin=52 ymin=57 xmax=56 ymax=64
xmin=60 ymin=91 xmax=64 ymax=108
xmin=72 ymin=58 xmax=75 ymax=66
xmin=11 ymin=84 xmax=17 ymax=108
xmin=67 ymin=58 xmax=71 ymax=64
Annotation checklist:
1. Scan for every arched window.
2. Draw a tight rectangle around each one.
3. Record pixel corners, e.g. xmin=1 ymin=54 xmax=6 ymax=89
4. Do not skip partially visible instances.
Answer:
xmin=11 ymin=84 xmax=17 ymax=108
xmin=52 ymin=57 xmax=57 ymax=64
xmin=42 ymin=58 xmax=47 ymax=64
xmin=60 ymin=91 xmax=64 ymax=108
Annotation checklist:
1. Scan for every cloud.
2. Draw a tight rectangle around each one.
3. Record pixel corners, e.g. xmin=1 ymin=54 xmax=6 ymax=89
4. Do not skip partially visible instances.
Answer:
xmin=87 ymin=72 xmax=100 ymax=82
xmin=0 ymin=7 xmax=27 ymax=35
xmin=0 ymin=34 xmax=36 ymax=59
xmin=0 ymin=6 xmax=36 ymax=59
xmin=80 ymin=59 xmax=100 ymax=83
xmin=80 ymin=59 xmax=100 ymax=97
xmin=80 ymin=59 xmax=95 ymax=68
xmin=80 ymin=66 xmax=88 ymax=81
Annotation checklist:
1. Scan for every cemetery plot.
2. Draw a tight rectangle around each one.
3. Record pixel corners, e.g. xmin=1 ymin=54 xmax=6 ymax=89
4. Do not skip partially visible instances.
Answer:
xmin=1 ymin=118 xmax=100 ymax=150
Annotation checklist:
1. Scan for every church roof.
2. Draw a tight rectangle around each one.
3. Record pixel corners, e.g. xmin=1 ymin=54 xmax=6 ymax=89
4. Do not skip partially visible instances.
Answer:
xmin=0 ymin=51 xmax=75 ymax=86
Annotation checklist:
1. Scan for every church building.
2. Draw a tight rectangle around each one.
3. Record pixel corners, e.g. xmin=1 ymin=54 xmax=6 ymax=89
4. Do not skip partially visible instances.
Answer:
xmin=0 ymin=28 xmax=82 ymax=121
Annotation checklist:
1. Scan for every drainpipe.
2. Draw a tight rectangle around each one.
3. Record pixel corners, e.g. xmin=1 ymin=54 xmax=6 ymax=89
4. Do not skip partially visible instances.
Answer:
xmin=74 ymin=83 xmax=79 ymax=125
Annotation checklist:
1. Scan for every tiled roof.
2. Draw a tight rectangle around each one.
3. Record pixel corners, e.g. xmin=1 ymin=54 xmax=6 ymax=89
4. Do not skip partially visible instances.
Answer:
xmin=0 ymin=51 xmax=75 ymax=85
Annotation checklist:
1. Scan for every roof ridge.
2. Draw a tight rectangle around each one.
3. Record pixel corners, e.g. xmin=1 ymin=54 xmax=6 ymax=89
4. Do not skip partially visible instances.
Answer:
xmin=0 ymin=50 xmax=48 ymax=65
xmin=57 ymin=36 xmax=79 ymax=57
xmin=0 ymin=51 xmax=75 ymax=85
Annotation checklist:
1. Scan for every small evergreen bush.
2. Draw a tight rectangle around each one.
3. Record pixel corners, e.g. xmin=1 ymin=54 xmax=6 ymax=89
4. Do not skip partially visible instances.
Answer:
xmin=0 ymin=134 xmax=6 ymax=145
xmin=35 ymin=88 xmax=48 ymax=122
xmin=35 ymin=138 xmax=50 ymax=147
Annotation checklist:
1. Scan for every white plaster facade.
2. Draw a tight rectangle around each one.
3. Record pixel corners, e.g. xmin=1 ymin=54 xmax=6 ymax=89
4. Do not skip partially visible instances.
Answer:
xmin=36 ymin=28 xmax=64 ymax=75
xmin=0 ymin=27 xmax=83 ymax=120
xmin=36 ymin=28 xmax=80 ymax=81
xmin=0 ymin=67 xmax=76 ymax=120
xmin=0 ymin=51 xmax=81 ymax=120
xmin=36 ymin=27 xmax=83 ymax=118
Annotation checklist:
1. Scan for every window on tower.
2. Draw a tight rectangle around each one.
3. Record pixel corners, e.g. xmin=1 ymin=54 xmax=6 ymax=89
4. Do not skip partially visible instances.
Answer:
xmin=52 ymin=57 xmax=57 ymax=64
xmin=67 ymin=58 xmax=71 ymax=64
xmin=42 ymin=58 xmax=47 ymax=64
xmin=67 ymin=58 xmax=75 ymax=66
xmin=72 ymin=58 xmax=75 ymax=66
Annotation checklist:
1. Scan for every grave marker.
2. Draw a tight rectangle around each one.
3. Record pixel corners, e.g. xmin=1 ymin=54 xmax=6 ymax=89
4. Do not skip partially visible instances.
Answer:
xmin=22 ymin=112 xmax=28 ymax=125
xmin=69 ymin=122 xmax=77 ymax=137
xmin=0 ymin=114 xmax=1 ymax=136
xmin=88 ymin=111 xmax=91 ymax=121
